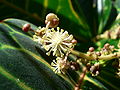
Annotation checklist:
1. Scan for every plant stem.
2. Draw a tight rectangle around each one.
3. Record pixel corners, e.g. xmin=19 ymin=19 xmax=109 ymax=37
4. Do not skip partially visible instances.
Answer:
xmin=71 ymin=49 xmax=120 ymax=61
xmin=74 ymin=67 xmax=87 ymax=90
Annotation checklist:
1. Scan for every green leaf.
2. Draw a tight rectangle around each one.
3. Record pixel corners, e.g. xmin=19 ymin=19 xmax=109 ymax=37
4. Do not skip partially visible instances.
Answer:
xmin=114 ymin=0 xmax=120 ymax=13
xmin=0 ymin=18 xmax=73 ymax=90
xmin=110 ymin=13 xmax=120 ymax=29
xmin=0 ymin=0 xmax=93 ymax=41
xmin=84 ymin=75 xmax=108 ymax=90
xmin=97 ymin=0 xmax=112 ymax=34
xmin=96 ymin=66 xmax=120 ymax=90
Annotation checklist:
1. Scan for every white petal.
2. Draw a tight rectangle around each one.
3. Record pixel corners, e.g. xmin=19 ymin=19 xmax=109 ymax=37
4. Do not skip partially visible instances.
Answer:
xmin=64 ymin=35 xmax=73 ymax=41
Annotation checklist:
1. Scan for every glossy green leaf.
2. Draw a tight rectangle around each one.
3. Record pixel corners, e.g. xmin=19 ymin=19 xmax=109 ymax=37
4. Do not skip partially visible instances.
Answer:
xmin=0 ymin=18 xmax=73 ymax=90
xmin=0 ymin=0 xmax=118 ymax=41
xmin=95 ymin=58 xmax=120 ymax=90
xmin=0 ymin=0 xmax=93 ymax=41
xmin=83 ymin=64 xmax=120 ymax=90
xmin=114 ymin=0 xmax=120 ymax=13
xmin=97 ymin=0 xmax=112 ymax=34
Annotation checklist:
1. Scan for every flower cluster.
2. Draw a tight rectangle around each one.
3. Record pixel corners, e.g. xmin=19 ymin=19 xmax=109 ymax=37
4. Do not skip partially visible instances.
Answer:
xmin=78 ymin=43 xmax=119 ymax=76
xmin=89 ymin=63 xmax=100 ymax=76
xmin=33 ymin=27 xmax=76 ymax=57
xmin=32 ymin=13 xmax=77 ymax=74
xmin=87 ymin=43 xmax=116 ymax=58
xmin=22 ymin=13 xmax=120 ymax=77
xmin=51 ymin=57 xmax=70 ymax=74
xmin=21 ymin=13 xmax=120 ymax=90
xmin=33 ymin=27 xmax=76 ymax=73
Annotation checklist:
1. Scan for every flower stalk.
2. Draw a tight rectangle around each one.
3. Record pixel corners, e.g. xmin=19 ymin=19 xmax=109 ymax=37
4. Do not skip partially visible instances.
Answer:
xmin=71 ymin=49 xmax=120 ymax=61
xmin=74 ymin=67 xmax=87 ymax=90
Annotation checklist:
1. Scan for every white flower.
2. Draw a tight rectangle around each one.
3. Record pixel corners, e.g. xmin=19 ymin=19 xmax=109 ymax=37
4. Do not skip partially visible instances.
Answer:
xmin=33 ymin=27 xmax=76 ymax=57
xmin=51 ymin=57 xmax=70 ymax=74
xmin=33 ymin=27 xmax=48 ymax=44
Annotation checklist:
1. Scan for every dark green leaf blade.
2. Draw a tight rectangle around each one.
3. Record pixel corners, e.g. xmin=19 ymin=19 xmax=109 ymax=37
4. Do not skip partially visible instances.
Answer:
xmin=0 ymin=19 xmax=73 ymax=90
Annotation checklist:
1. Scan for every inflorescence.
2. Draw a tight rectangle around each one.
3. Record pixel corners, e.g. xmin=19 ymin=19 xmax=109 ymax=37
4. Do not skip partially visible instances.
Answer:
xmin=22 ymin=13 xmax=120 ymax=77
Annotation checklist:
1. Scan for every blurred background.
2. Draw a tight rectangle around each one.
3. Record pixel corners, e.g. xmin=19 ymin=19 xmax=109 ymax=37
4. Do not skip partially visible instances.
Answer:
xmin=0 ymin=0 xmax=119 ymax=51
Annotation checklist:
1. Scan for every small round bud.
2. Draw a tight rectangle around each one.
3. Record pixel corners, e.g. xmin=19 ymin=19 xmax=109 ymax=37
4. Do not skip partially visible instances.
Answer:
xmin=70 ymin=65 xmax=76 ymax=70
xmin=70 ymin=62 xmax=80 ymax=71
xmin=74 ymin=87 xmax=79 ymax=90
xmin=90 ymin=66 xmax=95 ymax=72
xmin=96 ymin=52 xmax=101 ymax=56
xmin=86 ymin=63 xmax=91 ymax=70
xmin=22 ymin=24 xmax=31 ymax=32
xmin=71 ymin=39 xmax=77 ymax=44
xmin=104 ymin=43 xmax=110 ymax=49
xmin=110 ymin=45 xmax=114 ymax=49
xmin=95 ymin=71 xmax=99 ymax=76
xmin=113 ymin=53 xmax=117 ymax=57
xmin=89 ymin=47 xmax=94 ymax=52
xmin=74 ymin=84 xmax=79 ymax=90
xmin=45 ymin=13 xmax=59 ymax=28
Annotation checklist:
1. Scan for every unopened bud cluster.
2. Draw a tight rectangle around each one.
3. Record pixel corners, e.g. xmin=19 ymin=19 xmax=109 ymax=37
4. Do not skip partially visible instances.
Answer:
xmin=77 ymin=43 xmax=120 ymax=76
xmin=89 ymin=63 xmax=100 ymax=76
xmin=79 ymin=58 xmax=100 ymax=76
xmin=101 ymin=43 xmax=115 ymax=55
xmin=87 ymin=43 xmax=116 ymax=59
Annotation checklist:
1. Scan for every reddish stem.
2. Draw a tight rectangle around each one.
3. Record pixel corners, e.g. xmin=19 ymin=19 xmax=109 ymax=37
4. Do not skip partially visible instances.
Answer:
xmin=74 ymin=67 xmax=87 ymax=90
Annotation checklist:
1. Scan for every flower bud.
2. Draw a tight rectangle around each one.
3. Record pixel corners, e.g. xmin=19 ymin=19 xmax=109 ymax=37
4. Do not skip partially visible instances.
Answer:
xmin=90 ymin=63 xmax=100 ymax=76
xmin=74 ymin=85 xmax=79 ymax=90
xmin=90 ymin=66 xmax=95 ymax=72
xmin=110 ymin=45 xmax=114 ymax=49
xmin=71 ymin=39 xmax=77 ymax=44
xmin=113 ymin=53 xmax=117 ymax=57
xmin=70 ymin=62 xmax=80 ymax=71
xmin=45 ymin=13 xmax=59 ymax=28
xmin=104 ymin=43 xmax=110 ymax=49
xmin=86 ymin=63 xmax=91 ymax=70
xmin=89 ymin=47 xmax=94 ymax=52
xmin=95 ymin=71 xmax=99 ymax=76
xmin=22 ymin=24 xmax=31 ymax=32
xmin=96 ymin=52 xmax=101 ymax=56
